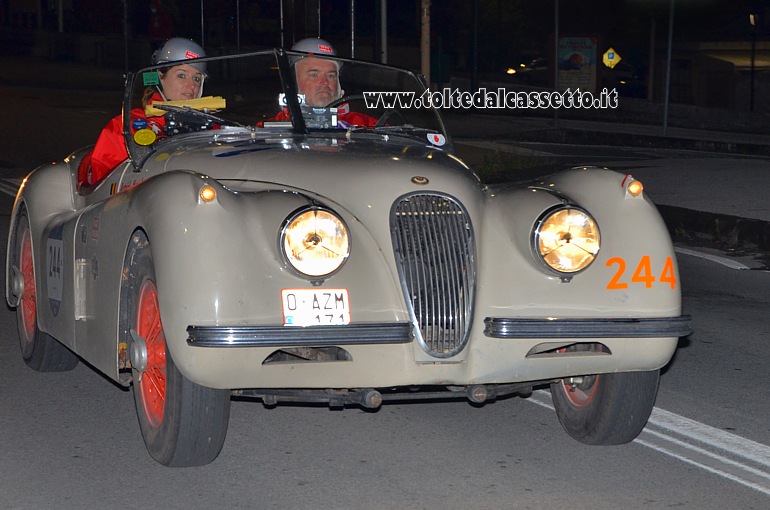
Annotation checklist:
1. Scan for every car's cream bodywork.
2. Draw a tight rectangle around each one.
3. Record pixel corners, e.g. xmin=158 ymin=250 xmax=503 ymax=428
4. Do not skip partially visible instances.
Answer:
xmin=7 ymin=130 xmax=683 ymax=390
xmin=6 ymin=49 xmax=692 ymax=465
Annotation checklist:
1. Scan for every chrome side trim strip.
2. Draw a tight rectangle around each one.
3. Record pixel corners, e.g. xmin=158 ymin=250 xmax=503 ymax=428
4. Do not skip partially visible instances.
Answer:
xmin=187 ymin=322 xmax=414 ymax=348
xmin=484 ymin=316 xmax=692 ymax=339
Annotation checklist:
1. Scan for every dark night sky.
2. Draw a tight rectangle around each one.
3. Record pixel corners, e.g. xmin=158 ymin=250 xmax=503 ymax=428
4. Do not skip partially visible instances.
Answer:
xmin=16 ymin=0 xmax=769 ymax=73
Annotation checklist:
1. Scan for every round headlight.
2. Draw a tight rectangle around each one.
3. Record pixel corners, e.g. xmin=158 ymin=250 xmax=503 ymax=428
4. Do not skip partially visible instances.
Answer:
xmin=281 ymin=207 xmax=350 ymax=277
xmin=533 ymin=206 xmax=600 ymax=275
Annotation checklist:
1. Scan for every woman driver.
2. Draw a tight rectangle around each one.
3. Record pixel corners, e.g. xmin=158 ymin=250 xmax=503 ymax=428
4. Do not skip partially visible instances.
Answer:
xmin=81 ymin=38 xmax=207 ymax=186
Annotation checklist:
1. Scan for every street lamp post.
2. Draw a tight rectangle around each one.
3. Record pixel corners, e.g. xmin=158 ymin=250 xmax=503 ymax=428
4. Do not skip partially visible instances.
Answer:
xmin=750 ymin=12 xmax=757 ymax=112
xmin=662 ymin=0 xmax=675 ymax=136
xmin=553 ymin=0 xmax=559 ymax=128
xmin=421 ymin=0 xmax=430 ymax=83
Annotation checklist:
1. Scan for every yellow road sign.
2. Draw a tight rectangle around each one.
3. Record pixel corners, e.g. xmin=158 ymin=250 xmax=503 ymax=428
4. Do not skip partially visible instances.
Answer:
xmin=603 ymin=48 xmax=621 ymax=68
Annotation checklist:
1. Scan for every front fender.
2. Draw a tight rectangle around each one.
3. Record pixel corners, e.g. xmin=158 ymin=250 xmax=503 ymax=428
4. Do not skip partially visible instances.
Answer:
xmin=118 ymin=171 xmax=408 ymax=385
xmin=475 ymin=167 xmax=682 ymax=319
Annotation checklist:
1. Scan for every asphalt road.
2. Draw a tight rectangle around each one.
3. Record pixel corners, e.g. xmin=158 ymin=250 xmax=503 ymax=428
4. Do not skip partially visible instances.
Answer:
xmin=1 ymin=83 xmax=769 ymax=508
xmin=0 ymin=207 xmax=768 ymax=508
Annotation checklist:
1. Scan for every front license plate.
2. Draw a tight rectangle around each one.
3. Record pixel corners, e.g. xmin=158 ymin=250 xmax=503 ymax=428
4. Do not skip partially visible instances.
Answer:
xmin=281 ymin=288 xmax=351 ymax=326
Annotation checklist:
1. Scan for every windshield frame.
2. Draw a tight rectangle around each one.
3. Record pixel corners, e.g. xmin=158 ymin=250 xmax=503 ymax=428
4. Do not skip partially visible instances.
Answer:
xmin=123 ymin=48 xmax=451 ymax=170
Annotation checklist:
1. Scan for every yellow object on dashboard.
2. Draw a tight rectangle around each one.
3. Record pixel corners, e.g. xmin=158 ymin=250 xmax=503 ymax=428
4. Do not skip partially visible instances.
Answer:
xmin=145 ymin=96 xmax=226 ymax=117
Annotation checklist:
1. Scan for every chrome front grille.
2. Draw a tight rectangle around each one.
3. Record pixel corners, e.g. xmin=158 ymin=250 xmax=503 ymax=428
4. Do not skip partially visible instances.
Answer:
xmin=390 ymin=193 xmax=476 ymax=357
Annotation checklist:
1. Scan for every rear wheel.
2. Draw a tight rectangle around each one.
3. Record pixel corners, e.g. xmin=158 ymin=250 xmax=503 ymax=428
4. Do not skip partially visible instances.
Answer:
xmin=127 ymin=239 xmax=231 ymax=467
xmin=550 ymin=344 xmax=659 ymax=445
xmin=13 ymin=212 xmax=78 ymax=372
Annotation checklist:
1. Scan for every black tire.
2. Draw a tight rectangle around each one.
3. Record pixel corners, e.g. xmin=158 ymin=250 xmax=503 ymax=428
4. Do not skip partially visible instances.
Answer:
xmin=550 ymin=369 xmax=660 ymax=445
xmin=13 ymin=212 xmax=78 ymax=372
xmin=126 ymin=236 xmax=231 ymax=467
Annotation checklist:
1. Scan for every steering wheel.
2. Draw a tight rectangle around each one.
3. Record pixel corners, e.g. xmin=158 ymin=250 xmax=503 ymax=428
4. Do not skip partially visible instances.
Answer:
xmin=326 ymin=94 xmax=405 ymax=127
xmin=156 ymin=104 xmax=242 ymax=136
xmin=327 ymin=94 xmax=364 ymax=109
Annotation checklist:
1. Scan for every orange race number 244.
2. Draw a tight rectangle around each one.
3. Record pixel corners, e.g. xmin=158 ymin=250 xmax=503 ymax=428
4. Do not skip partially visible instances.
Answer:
xmin=605 ymin=256 xmax=677 ymax=290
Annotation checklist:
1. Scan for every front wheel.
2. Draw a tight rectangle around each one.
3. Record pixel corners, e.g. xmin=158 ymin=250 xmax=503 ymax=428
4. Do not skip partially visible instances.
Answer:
xmin=13 ymin=212 xmax=78 ymax=372
xmin=550 ymin=369 xmax=660 ymax=445
xmin=127 ymin=237 xmax=231 ymax=467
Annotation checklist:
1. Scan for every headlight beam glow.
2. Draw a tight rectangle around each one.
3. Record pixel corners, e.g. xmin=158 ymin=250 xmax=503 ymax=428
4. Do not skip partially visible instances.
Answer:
xmin=533 ymin=206 xmax=600 ymax=276
xmin=281 ymin=207 xmax=350 ymax=278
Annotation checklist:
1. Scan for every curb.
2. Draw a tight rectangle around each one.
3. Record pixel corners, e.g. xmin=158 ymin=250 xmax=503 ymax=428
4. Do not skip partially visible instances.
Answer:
xmin=657 ymin=205 xmax=770 ymax=256
xmin=518 ymin=130 xmax=770 ymax=258
xmin=515 ymin=127 xmax=770 ymax=158
xmin=455 ymin=136 xmax=770 ymax=261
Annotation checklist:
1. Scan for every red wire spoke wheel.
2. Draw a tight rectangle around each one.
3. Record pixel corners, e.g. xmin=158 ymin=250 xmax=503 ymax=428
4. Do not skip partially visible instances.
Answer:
xmin=136 ymin=279 xmax=167 ymax=428
xmin=19 ymin=226 xmax=37 ymax=349
xmin=127 ymin=235 xmax=230 ymax=466
xmin=557 ymin=374 xmax=600 ymax=409
xmin=12 ymin=212 xmax=78 ymax=371
xmin=550 ymin=343 xmax=660 ymax=445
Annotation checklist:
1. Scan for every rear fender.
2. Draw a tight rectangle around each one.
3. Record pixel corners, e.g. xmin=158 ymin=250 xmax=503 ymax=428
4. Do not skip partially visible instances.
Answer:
xmin=6 ymin=161 xmax=77 ymax=308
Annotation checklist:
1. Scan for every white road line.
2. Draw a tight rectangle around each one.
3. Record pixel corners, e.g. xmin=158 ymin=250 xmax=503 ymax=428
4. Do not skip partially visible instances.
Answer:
xmin=649 ymin=407 xmax=770 ymax=467
xmin=640 ymin=429 xmax=770 ymax=487
xmin=675 ymin=246 xmax=750 ymax=270
xmin=527 ymin=390 xmax=770 ymax=496
xmin=635 ymin=438 xmax=770 ymax=496
xmin=0 ymin=178 xmax=21 ymax=198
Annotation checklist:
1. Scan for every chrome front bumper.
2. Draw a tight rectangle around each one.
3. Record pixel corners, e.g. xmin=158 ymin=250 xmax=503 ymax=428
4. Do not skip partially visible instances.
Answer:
xmin=187 ymin=322 xmax=414 ymax=348
xmin=484 ymin=316 xmax=692 ymax=339
xmin=187 ymin=316 xmax=691 ymax=349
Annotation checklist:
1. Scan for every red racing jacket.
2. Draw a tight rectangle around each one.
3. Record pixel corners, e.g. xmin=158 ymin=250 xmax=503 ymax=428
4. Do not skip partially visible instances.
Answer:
xmin=80 ymin=92 xmax=167 ymax=186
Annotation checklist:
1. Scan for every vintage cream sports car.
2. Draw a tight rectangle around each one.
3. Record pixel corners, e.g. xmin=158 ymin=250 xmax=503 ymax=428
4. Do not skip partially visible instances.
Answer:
xmin=6 ymin=49 xmax=691 ymax=466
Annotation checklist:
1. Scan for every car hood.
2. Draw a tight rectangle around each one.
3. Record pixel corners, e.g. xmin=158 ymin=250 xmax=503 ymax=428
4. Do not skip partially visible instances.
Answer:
xmin=151 ymin=132 xmax=483 ymax=204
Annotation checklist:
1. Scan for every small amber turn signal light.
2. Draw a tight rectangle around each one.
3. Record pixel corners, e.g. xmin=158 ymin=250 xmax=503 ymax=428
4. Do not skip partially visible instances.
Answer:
xmin=627 ymin=180 xmax=644 ymax=197
xmin=622 ymin=174 xmax=644 ymax=198
xmin=199 ymin=185 xmax=217 ymax=203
